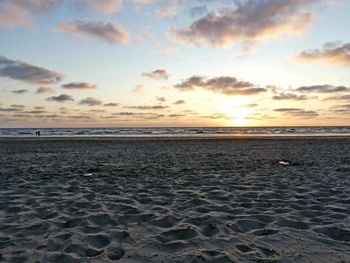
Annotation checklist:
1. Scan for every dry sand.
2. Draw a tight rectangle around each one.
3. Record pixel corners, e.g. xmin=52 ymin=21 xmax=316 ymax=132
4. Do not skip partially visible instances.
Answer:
xmin=0 ymin=137 xmax=349 ymax=262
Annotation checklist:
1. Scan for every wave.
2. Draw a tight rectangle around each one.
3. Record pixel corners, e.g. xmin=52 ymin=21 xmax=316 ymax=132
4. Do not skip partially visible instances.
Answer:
xmin=1 ymin=127 xmax=350 ymax=137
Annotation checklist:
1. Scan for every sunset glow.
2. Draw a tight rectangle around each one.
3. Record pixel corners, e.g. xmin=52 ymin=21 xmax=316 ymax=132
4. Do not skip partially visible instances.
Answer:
xmin=0 ymin=0 xmax=349 ymax=128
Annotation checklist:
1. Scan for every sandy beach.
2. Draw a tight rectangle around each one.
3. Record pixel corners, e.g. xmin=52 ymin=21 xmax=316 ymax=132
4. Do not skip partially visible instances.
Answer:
xmin=0 ymin=137 xmax=349 ymax=262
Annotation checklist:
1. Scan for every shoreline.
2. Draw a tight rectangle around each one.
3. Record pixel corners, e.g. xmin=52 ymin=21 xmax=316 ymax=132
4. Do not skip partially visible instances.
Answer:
xmin=1 ymin=134 xmax=350 ymax=141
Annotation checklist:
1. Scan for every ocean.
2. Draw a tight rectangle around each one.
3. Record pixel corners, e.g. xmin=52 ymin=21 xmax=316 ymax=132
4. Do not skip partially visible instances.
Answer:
xmin=0 ymin=126 xmax=350 ymax=137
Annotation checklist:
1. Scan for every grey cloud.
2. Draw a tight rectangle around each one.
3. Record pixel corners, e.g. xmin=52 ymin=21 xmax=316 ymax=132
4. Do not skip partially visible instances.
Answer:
xmin=295 ymin=42 xmax=350 ymax=67
xmin=47 ymin=94 xmax=74 ymax=102
xmin=79 ymin=97 xmax=102 ymax=106
xmin=324 ymin=94 xmax=350 ymax=101
xmin=125 ymin=105 xmax=169 ymax=110
xmin=87 ymin=109 xmax=105 ymax=113
xmin=297 ymin=85 xmax=350 ymax=93
xmin=67 ymin=115 xmax=94 ymax=119
xmin=12 ymin=114 xmax=32 ymax=118
xmin=333 ymin=104 xmax=350 ymax=109
xmin=156 ymin=96 xmax=166 ymax=102
xmin=113 ymin=112 xmax=137 ymax=116
xmin=112 ymin=111 xmax=165 ymax=120
xmin=274 ymin=108 xmax=304 ymax=112
xmin=0 ymin=56 xmax=64 ymax=84
xmin=175 ymin=76 xmax=266 ymax=95
xmin=272 ymin=92 xmax=308 ymax=100
xmin=11 ymin=104 xmax=25 ymax=108
xmin=329 ymin=104 xmax=350 ymax=114
xmin=274 ymin=108 xmax=318 ymax=117
xmin=25 ymin=110 xmax=47 ymax=114
xmin=56 ymin=20 xmax=129 ymax=44
xmin=36 ymin=86 xmax=55 ymax=94
xmin=12 ymin=0 xmax=63 ymax=14
xmin=62 ymin=82 xmax=97 ymax=89
xmin=190 ymin=5 xmax=207 ymax=17
xmin=104 ymin=103 xmax=119 ymax=107
xmin=173 ymin=0 xmax=319 ymax=46
xmin=0 ymin=107 xmax=22 ymax=112
xmin=12 ymin=89 xmax=28 ymax=94
xmin=169 ymin=114 xmax=185 ymax=117
xmin=174 ymin=99 xmax=186 ymax=105
xmin=142 ymin=69 xmax=170 ymax=80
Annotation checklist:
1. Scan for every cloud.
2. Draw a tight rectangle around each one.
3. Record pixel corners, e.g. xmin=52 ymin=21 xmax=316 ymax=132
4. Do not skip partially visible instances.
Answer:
xmin=295 ymin=42 xmax=350 ymax=67
xmin=190 ymin=5 xmax=207 ymax=17
xmin=0 ymin=56 xmax=64 ymax=84
xmin=142 ymin=69 xmax=170 ymax=80
xmin=272 ymin=92 xmax=308 ymax=100
xmin=174 ymin=99 xmax=186 ymax=105
xmin=0 ymin=106 xmax=23 ymax=112
xmin=201 ymin=113 xmax=230 ymax=120
xmin=241 ymin=103 xmax=258 ymax=108
xmin=62 ymin=82 xmax=97 ymax=89
xmin=11 ymin=104 xmax=25 ymax=108
xmin=25 ymin=110 xmax=47 ymax=114
xmin=133 ymin=84 xmax=144 ymax=92
xmin=132 ymin=0 xmax=154 ymax=4
xmin=125 ymin=105 xmax=169 ymax=110
xmin=0 ymin=2 xmax=32 ymax=28
xmin=112 ymin=111 xmax=165 ymax=120
xmin=297 ymin=84 xmax=350 ymax=93
xmin=156 ymin=96 xmax=166 ymax=102
xmin=330 ymin=104 xmax=350 ymax=114
xmin=47 ymin=94 xmax=74 ymax=102
xmin=175 ymin=76 xmax=266 ymax=95
xmin=173 ymin=0 xmax=319 ymax=47
xmin=159 ymin=47 xmax=179 ymax=55
xmin=157 ymin=7 xmax=177 ymax=18
xmin=12 ymin=0 xmax=63 ymax=14
xmin=12 ymin=89 xmax=28 ymax=94
xmin=324 ymin=94 xmax=350 ymax=101
xmin=113 ymin=112 xmax=137 ymax=116
xmin=104 ymin=102 xmax=119 ymax=107
xmin=36 ymin=86 xmax=55 ymax=94
xmin=0 ymin=0 xmax=63 ymax=28
xmin=83 ymin=0 xmax=123 ymax=14
xmin=274 ymin=108 xmax=319 ymax=117
xmin=79 ymin=97 xmax=102 ymax=106
xmin=169 ymin=114 xmax=185 ymax=117
xmin=56 ymin=20 xmax=129 ymax=44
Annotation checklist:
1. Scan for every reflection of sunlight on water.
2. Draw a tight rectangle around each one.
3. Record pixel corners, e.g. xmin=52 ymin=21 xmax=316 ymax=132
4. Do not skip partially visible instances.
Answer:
xmin=233 ymin=118 xmax=249 ymax=126
xmin=220 ymin=97 xmax=254 ymax=126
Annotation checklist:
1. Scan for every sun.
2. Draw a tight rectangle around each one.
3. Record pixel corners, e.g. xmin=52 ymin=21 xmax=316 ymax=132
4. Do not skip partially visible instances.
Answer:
xmin=219 ymin=97 xmax=255 ymax=126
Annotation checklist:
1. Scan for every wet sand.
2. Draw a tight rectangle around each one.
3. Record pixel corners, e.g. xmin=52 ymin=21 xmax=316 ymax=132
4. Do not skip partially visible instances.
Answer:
xmin=0 ymin=137 xmax=349 ymax=262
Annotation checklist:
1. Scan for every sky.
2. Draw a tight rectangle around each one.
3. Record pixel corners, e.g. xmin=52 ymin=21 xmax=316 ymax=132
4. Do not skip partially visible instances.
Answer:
xmin=0 ymin=0 xmax=349 ymax=128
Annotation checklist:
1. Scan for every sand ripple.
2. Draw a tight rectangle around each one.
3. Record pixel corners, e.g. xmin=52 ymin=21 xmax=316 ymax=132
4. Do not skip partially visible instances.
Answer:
xmin=0 ymin=138 xmax=350 ymax=262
